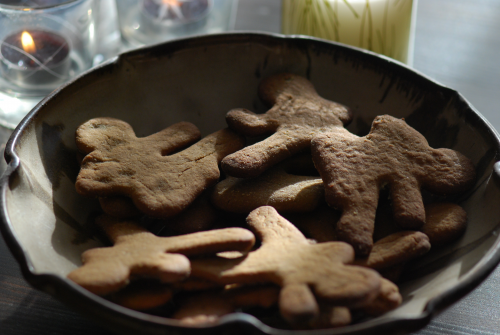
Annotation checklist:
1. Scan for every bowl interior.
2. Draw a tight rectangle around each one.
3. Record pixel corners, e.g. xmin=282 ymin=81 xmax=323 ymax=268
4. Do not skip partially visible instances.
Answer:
xmin=3 ymin=33 xmax=500 ymax=333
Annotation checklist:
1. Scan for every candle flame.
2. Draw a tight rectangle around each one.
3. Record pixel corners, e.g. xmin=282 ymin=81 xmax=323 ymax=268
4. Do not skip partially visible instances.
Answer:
xmin=162 ymin=0 xmax=181 ymax=7
xmin=21 ymin=31 xmax=36 ymax=54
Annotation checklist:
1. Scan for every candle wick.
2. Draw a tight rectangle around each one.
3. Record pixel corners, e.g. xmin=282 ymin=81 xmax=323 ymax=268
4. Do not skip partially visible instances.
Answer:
xmin=1 ymin=41 xmax=69 ymax=80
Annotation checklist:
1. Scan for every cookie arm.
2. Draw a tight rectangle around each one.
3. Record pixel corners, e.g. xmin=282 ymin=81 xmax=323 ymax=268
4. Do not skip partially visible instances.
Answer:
xmin=353 ymin=231 xmax=431 ymax=270
xmin=165 ymin=228 xmax=255 ymax=255
xmin=226 ymin=108 xmax=277 ymax=136
xmin=389 ymin=178 xmax=426 ymax=229
xmin=222 ymin=131 xmax=305 ymax=178
xmin=190 ymin=257 xmax=246 ymax=284
xmin=422 ymin=148 xmax=476 ymax=194
xmin=143 ymin=122 xmax=201 ymax=155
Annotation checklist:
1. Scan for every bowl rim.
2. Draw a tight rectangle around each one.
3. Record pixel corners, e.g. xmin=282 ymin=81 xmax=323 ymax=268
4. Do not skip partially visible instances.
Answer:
xmin=2 ymin=31 xmax=500 ymax=335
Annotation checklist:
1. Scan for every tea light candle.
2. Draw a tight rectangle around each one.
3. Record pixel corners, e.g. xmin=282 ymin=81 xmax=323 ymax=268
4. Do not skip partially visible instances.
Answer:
xmin=0 ymin=29 xmax=70 ymax=89
xmin=141 ymin=0 xmax=211 ymax=26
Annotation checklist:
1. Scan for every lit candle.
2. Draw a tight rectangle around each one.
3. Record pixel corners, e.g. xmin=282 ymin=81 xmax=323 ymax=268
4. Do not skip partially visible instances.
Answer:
xmin=0 ymin=29 xmax=70 ymax=89
xmin=281 ymin=0 xmax=416 ymax=64
xmin=141 ymin=0 xmax=211 ymax=26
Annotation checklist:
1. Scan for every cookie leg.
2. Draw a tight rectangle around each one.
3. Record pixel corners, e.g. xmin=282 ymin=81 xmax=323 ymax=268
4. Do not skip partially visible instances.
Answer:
xmin=279 ymin=283 xmax=319 ymax=326
xmin=390 ymin=179 xmax=425 ymax=229
xmin=336 ymin=200 xmax=378 ymax=256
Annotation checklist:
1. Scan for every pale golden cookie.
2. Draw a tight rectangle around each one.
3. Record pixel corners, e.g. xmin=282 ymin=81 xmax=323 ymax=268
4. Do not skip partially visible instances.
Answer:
xmin=67 ymin=215 xmax=255 ymax=295
xmin=357 ymin=278 xmax=402 ymax=316
xmin=76 ymin=117 xmax=245 ymax=218
xmin=191 ymin=206 xmax=381 ymax=325
xmin=213 ymin=154 xmax=324 ymax=214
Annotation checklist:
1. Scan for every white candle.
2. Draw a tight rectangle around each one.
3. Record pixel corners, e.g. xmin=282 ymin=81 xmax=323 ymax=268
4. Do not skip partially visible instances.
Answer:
xmin=282 ymin=0 xmax=416 ymax=64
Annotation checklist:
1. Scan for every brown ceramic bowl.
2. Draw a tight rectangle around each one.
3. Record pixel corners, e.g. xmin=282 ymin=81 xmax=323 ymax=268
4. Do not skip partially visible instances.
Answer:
xmin=1 ymin=32 xmax=500 ymax=335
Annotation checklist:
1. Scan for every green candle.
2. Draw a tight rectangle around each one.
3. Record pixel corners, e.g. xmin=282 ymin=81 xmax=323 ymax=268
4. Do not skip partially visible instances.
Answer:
xmin=281 ymin=0 xmax=416 ymax=64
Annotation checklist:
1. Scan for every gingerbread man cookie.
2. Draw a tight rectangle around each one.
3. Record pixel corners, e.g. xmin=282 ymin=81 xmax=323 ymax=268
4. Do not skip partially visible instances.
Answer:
xmin=75 ymin=117 xmax=245 ymax=218
xmin=423 ymin=202 xmax=467 ymax=246
xmin=212 ymin=154 xmax=324 ymax=213
xmin=107 ymin=280 xmax=173 ymax=310
xmin=173 ymin=285 xmax=280 ymax=325
xmin=354 ymin=231 xmax=431 ymax=270
xmin=67 ymin=215 xmax=255 ymax=295
xmin=191 ymin=206 xmax=381 ymax=325
xmin=222 ymin=73 xmax=352 ymax=178
xmin=312 ymin=115 xmax=475 ymax=255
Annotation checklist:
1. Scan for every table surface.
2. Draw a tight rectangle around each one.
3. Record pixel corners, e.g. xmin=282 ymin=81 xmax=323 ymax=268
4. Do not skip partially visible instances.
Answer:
xmin=2 ymin=0 xmax=500 ymax=334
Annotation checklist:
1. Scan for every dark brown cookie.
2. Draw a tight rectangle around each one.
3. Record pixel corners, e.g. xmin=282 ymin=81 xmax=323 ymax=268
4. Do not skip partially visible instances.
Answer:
xmin=222 ymin=73 xmax=351 ymax=178
xmin=423 ymin=202 xmax=467 ymax=246
xmin=312 ymin=115 xmax=475 ymax=255
xmin=354 ymin=231 xmax=431 ymax=270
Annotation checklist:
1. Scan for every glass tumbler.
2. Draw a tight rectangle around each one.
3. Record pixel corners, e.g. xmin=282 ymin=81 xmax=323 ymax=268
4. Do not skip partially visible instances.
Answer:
xmin=0 ymin=0 xmax=98 ymax=127
xmin=116 ymin=0 xmax=238 ymax=50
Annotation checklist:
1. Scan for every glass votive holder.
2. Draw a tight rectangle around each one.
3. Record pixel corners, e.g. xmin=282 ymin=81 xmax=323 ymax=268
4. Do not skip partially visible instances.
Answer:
xmin=0 ymin=0 xmax=98 ymax=128
xmin=116 ymin=0 xmax=238 ymax=50
xmin=281 ymin=0 xmax=417 ymax=65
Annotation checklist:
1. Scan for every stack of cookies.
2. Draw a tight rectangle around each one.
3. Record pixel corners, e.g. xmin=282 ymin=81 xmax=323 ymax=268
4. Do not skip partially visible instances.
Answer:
xmin=69 ymin=73 xmax=475 ymax=329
